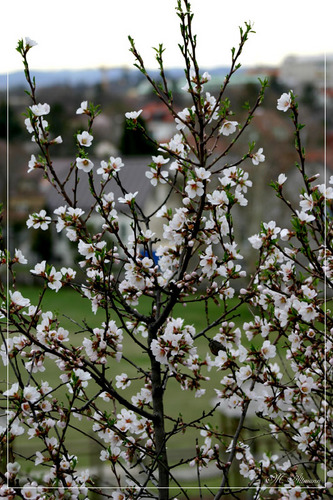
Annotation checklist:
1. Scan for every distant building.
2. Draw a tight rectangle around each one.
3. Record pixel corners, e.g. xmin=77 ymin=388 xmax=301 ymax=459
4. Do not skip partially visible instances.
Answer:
xmin=279 ymin=54 xmax=333 ymax=97
xmin=141 ymin=102 xmax=177 ymax=143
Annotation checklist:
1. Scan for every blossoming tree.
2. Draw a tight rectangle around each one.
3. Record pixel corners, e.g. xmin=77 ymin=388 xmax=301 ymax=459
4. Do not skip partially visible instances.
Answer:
xmin=1 ymin=1 xmax=332 ymax=499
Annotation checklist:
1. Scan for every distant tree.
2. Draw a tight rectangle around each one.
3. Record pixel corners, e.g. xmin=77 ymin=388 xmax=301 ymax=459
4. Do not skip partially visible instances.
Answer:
xmin=119 ymin=115 xmax=157 ymax=155
xmin=48 ymin=102 xmax=70 ymax=156
xmin=0 ymin=102 xmax=23 ymax=141
xmin=30 ymin=225 xmax=53 ymax=262
xmin=301 ymin=82 xmax=316 ymax=108
xmin=244 ymin=82 xmax=261 ymax=107
xmin=269 ymin=75 xmax=284 ymax=94
xmin=49 ymin=102 xmax=67 ymax=136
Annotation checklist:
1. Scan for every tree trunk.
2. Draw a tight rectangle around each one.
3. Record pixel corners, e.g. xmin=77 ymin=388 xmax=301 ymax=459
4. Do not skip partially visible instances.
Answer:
xmin=149 ymin=329 xmax=169 ymax=500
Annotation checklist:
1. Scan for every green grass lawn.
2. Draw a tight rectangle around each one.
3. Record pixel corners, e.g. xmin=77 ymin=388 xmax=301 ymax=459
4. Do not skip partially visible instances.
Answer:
xmin=9 ymin=285 xmax=256 ymax=491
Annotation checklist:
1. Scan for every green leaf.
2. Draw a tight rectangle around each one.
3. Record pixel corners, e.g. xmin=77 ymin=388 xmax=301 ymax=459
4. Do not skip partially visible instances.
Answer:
xmin=16 ymin=39 xmax=24 ymax=53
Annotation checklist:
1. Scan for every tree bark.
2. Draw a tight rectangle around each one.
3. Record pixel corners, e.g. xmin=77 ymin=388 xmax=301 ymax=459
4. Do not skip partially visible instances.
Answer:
xmin=149 ymin=328 xmax=169 ymax=500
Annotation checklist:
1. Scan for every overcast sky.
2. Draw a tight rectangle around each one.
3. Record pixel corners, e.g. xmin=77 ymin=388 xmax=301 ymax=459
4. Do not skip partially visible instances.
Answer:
xmin=2 ymin=0 xmax=331 ymax=74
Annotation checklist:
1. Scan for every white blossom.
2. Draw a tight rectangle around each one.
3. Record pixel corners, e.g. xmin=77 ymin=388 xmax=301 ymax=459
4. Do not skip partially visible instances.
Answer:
xmin=14 ymin=249 xmax=27 ymax=264
xmin=118 ymin=192 xmax=138 ymax=204
xmin=277 ymin=173 xmax=287 ymax=185
xmin=9 ymin=291 xmax=30 ymax=308
xmin=146 ymin=168 xmax=168 ymax=186
xmin=175 ymin=107 xmax=192 ymax=130
xmin=300 ymin=193 xmax=314 ymax=212
xmin=76 ymin=157 xmax=94 ymax=172
xmin=295 ymin=210 xmax=315 ymax=223
xmin=52 ymin=135 xmax=63 ymax=144
xmin=277 ymin=92 xmax=292 ymax=112
xmin=251 ymin=148 xmax=265 ymax=165
xmin=27 ymin=154 xmax=39 ymax=173
xmin=23 ymin=385 xmax=40 ymax=403
xmin=125 ymin=109 xmax=142 ymax=120
xmin=185 ymin=179 xmax=204 ymax=198
xmin=261 ymin=340 xmax=276 ymax=359
xmin=76 ymin=101 xmax=88 ymax=114
xmin=25 ymin=37 xmax=37 ymax=47
xmin=248 ymin=234 xmax=262 ymax=249
xmin=77 ymin=131 xmax=93 ymax=147
xmin=115 ymin=373 xmax=131 ymax=389
xmin=22 ymin=482 xmax=39 ymax=499
xmin=237 ymin=365 xmax=252 ymax=382
xmin=219 ymin=120 xmax=238 ymax=136
xmin=29 ymin=103 xmax=50 ymax=116
xmin=30 ymin=260 xmax=46 ymax=276
xmin=199 ymin=245 xmax=217 ymax=277
xmin=3 ymin=383 xmax=20 ymax=397
xmin=297 ymin=374 xmax=316 ymax=394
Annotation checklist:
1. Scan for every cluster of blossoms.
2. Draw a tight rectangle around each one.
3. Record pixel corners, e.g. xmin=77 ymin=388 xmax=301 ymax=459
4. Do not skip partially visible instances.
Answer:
xmin=97 ymin=155 xmax=124 ymax=179
xmin=30 ymin=260 xmax=75 ymax=292
xmin=82 ymin=320 xmax=123 ymax=363
xmin=145 ymin=155 xmax=169 ymax=185
xmin=149 ymin=157 xmax=254 ymax=305
xmin=181 ymin=68 xmax=212 ymax=93
xmin=184 ymin=91 xmax=331 ymax=495
xmin=24 ymin=99 xmax=62 ymax=146
xmin=122 ymin=255 xmax=156 ymax=292
xmin=218 ymin=93 xmax=332 ymax=493
xmin=54 ymin=205 xmax=85 ymax=241
xmin=95 ymin=406 xmax=154 ymax=467
xmin=189 ymin=427 xmax=220 ymax=470
xmin=1 ymin=463 xmax=90 ymax=499
xmin=150 ymin=317 xmax=196 ymax=372
xmin=26 ymin=209 xmax=51 ymax=230
xmin=160 ymin=133 xmax=190 ymax=166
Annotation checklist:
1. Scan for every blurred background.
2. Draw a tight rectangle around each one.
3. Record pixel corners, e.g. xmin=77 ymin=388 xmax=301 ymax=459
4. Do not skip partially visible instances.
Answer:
xmin=1 ymin=0 xmax=332 ymax=271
